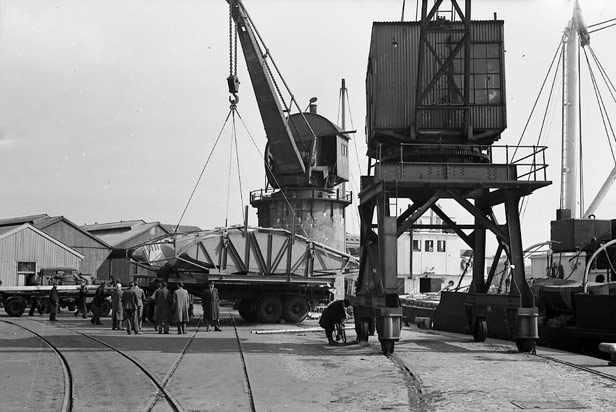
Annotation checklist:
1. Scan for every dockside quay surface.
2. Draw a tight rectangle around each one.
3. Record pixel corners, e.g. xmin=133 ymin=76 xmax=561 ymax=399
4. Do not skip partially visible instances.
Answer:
xmin=1 ymin=310 xmax=615 ymax=412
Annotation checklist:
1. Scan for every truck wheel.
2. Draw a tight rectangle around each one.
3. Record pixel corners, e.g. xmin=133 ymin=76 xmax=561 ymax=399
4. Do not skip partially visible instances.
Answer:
xmin=145 ymin=302 xmax=155 ymax=322
xmin=5 ymin=298 xmax=27 ymax=317
xmin=238 ymin=299 xmax=257 ymax=322
xmin=256 ymin=295 xmax=282 ymax=323
xmin=101 ymin=300 xmax=111 ymax=317
xmin=282 ymin=295 xmax=308 ymax=324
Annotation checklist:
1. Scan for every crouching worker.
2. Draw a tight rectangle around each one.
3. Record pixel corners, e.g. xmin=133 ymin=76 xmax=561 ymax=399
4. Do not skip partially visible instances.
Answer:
xmin=319 ymin=299 xmax=350 ymax=345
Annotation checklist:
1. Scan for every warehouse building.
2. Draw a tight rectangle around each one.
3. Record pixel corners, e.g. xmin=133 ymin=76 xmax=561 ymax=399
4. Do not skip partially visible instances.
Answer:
xmin=81 ymin=220 xmax=171 ymax=285
xmin=0 ymin=214 xmax=111 ymax=279
xmin=0 ymin=223 xmax=83 ymax=286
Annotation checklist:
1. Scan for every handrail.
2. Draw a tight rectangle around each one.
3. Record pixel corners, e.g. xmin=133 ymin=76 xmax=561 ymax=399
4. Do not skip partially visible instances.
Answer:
xmin=250 ymin=187 xmax=352 ymax=203
xmin=375 ymin=143 xmax=549 ymax=183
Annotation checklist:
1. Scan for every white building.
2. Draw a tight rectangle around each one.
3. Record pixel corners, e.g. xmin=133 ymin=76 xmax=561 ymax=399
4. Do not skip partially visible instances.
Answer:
xmin=397 ymin=213 xmax=471 ymax=294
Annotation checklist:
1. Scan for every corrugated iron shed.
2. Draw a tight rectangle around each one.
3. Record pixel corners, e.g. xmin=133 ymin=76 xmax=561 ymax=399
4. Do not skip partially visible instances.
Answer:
xmin=0 ymin=214 xmax=112 ymax=277
xmin=0 ymin=223 xmax=83 ymax=286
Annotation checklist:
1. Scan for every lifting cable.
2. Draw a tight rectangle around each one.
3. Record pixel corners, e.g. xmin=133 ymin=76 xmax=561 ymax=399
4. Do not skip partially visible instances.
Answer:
xmin=174 ymin=110 xmax=234 ymax=232
xmin=225 ymin=108 xmax=245 ymax=227
xmin=232 ymin=108 xmax=310 ymax=239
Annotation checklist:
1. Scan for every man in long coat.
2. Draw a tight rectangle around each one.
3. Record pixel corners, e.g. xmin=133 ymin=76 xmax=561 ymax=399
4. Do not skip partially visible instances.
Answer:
xmin=74 ymin=282 xmax=88 ymax=318
xmin=202 ymin=281 xmax=221 ymax=332
xmin=91 ymin=283 xmax=106 ymax=325
xmin=110 ymin=283 xmax=123 ymax=330
xmin=172 ymin=282 xmax=190 ymax=335
xmin=154 ymin=282 xmax=172 ymax=334
xmin=134 ymin=282 xmax=146 ymax=330
xmin=49 ymin=283 xmax=59 ymax=321
xmin=319 ymin=299 xmax=350 ymax=345
xmin=122 ymin=282 xmax=140 ymax=335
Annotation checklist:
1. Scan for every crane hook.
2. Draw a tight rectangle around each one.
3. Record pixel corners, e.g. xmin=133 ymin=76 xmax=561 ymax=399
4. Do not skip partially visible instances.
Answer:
xmin=229 ymin=93 xmax=239 ymax=108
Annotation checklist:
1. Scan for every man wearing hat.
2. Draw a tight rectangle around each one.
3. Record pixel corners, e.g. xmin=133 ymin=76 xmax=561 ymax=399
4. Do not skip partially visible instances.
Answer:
xmin=171 ymin=282 xmax=190 ymax=334
xmin=202 ymin=280 xmax=221 ymax=332
xmin=122 ymin=282 xmax=140 ymax=335
xmin=49 ymin=282 xmax=59 ymax=321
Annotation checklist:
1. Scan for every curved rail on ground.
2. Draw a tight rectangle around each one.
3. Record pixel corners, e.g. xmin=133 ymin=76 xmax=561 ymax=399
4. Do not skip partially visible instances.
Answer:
xmin=61 ymin=320 xmax=202 ymax=412
xmin=9 ymin=317 xmax=196 ymax=412
xmin=0 ymin=319 xmax=74 ymax=412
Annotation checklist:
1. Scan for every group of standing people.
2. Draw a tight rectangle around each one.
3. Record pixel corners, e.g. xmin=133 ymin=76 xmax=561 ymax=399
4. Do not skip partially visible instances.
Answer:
xmin=29 ymin=277 xmax=222 ymax=335
xmin=108 ymin=281 xmax=146 ymax=334
xmin=27 ymin=282 xmax=60 ymax=321
xmin=152 ymin=281 xmax=221 ymax=334
xmin=152 ymin=281 xmax=191 ymax=334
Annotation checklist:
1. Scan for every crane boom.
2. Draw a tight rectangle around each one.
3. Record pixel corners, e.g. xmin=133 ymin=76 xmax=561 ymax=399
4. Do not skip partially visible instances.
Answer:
xmin=228 ymin=0 xmax=307 ymax=180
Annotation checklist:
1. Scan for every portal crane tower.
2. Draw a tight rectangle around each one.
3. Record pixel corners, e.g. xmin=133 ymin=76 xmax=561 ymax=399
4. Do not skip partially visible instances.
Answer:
xmin=355 ymin=0 xmax=550 ymax=354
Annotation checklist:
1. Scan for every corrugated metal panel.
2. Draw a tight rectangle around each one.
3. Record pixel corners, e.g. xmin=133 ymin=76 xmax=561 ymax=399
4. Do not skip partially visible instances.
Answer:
xmin=472 ymin=21 xmax=504 ymax=42
xmin=0 ymin=227 xmax=81 ymax=286
xmin=367 ymin=22 xmax=420 ymax=138
xmin=367 ymin=20 xmax=506 ymax=148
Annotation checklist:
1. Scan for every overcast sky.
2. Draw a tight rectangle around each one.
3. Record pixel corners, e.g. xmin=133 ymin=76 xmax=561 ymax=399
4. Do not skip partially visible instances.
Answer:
xmin=1 ymin=0 xmax=616 ymax=251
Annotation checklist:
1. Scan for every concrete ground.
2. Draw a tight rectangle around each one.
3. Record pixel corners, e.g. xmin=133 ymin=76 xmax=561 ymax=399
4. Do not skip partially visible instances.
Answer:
xmin=1 ymin=308 xmax=615 ymax=411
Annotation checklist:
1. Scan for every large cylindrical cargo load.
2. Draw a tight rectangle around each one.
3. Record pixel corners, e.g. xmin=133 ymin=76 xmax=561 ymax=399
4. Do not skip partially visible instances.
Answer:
xmin=366 ymin=20 xmax=506 ymax=160
xmin=250 ymin=188 xmax=351 ymax=252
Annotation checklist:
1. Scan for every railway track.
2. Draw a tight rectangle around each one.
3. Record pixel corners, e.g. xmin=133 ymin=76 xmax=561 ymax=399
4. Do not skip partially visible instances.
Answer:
xmin=0 ymin=315 xmax=256 ymax=412
xmin=1 ymin=312 xmax=416 ymax=411
xmin=1 ymin=319 xmax=74 ymax=412
xmin=533 ymin=353 xmax=616 ymax=384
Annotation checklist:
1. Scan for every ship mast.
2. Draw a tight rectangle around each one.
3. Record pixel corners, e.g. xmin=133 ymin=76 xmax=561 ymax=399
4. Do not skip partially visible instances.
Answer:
xmin=560 ymin=0 xmax=589 ymax=218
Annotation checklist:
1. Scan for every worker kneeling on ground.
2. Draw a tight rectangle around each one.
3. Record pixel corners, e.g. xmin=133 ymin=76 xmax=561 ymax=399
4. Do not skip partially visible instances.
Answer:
xmin=319 ymin=299 xmax=350 ymax=345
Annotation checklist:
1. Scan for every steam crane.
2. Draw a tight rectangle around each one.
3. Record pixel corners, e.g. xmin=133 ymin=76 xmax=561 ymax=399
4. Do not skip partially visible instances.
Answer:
xmin=355 ymin=0 xmax=550 ymax=354
xmin=227 ymin=0 xmax=352 ymax=252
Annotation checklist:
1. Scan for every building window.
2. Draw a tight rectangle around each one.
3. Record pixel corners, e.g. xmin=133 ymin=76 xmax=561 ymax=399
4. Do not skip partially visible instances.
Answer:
xmin=17 ymin=262 xmax=36 ymax=286
xmin=412 ymin=240 xmax=421 ymax=251
xmin=437 ymin=240 xmax=446 ymax=252
xmin=425 ymin=240 xmax=434 ymax=252
xmin=341 ymin=143 xmax=348 ymax=157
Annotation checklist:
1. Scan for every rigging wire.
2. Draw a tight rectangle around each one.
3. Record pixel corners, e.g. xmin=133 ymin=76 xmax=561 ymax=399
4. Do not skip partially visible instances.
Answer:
xmin=579 ymin=38 xmax=584 ymax=216
xmin=239 ymin=3 xmax=316 ymax=156
xmin=587 ymin=17 xmax=616 ymax=29
xmin=232 ymin=109 xmax=310 ymax=239
xmin=175 ymin=110 xmax=234 ymax=232
xmin=589 ymin=47 xmax=616 ymax=101
xmin=233 ymin=114 xmax=245 ymax=223
xmin=582 ymin=47 xmax=616 ymax=164
xmin=225 ymin=112 xmax=238 ymax=227
xmin=518 ymin=40 xmax=564 ymax=219
xmin=512 ymin=38 xmax=564 ymax=153
xmin=337 ymin=84 xmax=362 ymax=234
xmin=588 ymin=21 xmax=616 ymax=34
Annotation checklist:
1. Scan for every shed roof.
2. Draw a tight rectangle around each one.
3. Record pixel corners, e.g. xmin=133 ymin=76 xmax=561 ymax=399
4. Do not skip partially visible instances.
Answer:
xmin=0 ymin=223 xmax=84 ymax=259
xmin=0 ymin=214 xmax=111 ymax=248
xmin=82 ymin=221 xmax=169 ymax=248
xmin=161 ymin=224 xmax=203 ymax=234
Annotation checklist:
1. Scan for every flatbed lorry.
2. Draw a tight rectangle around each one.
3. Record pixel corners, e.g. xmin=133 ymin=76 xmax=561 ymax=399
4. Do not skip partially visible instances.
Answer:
xmin=131 ymin=226 xmax=358 ymax=324
xmin=0 ymin=284 xmax=111 ymax=317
